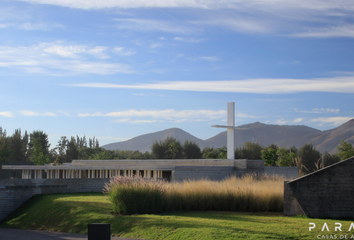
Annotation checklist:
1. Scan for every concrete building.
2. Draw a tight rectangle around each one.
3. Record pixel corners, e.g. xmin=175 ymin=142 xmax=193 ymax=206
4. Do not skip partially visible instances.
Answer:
xmin=2 ymin=159 xmax=299 ymax=182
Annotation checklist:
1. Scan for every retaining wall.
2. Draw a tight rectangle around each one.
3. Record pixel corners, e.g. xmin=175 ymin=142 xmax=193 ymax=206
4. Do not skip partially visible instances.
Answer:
xmin=286 ymin=156 xmax=354 ymax=219
xmin=0 ymin=178 xmax=109 ymax=221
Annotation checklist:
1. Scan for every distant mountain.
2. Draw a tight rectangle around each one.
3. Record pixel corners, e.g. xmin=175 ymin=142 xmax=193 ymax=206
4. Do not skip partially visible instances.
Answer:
xmin=277 ymin=119 xmax=354 ymax=154
xmin=102 ymin=120 xmax=354 ymax=153
xmin=205 ymin=122 xmax=321 ymax=148
xmin=102 ymin=128 xmax=206 ymax=153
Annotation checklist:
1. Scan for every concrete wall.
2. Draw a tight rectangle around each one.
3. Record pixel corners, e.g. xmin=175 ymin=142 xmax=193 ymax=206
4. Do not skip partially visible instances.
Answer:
xmin=286 ymin=156 xmax=354 ymax=219
xmin=283 ymin=181 xmax=304 ymax=216
xmin=247 ymin=160 xmax=264 ymax=174
xmin=72 ymin=159 xmax=236 ymax=169
xmin=0 ymin=178 xmax=109 ymax=221
xmin=174 ymin=166 xmax=236 ymax=182
xmin=265 ymin=167 xmax=298 ymax=180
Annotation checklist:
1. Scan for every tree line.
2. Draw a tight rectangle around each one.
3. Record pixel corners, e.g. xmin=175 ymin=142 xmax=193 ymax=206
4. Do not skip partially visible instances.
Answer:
xmin=0 ymin=127 xmax=100 ymax=165
xmin=1 ymin=127 xmax=353 ymax=175
xmin=151 ymin=137 xmax=353 ymax=175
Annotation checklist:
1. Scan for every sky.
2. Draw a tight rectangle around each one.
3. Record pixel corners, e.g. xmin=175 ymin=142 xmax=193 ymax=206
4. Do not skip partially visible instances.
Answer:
xmin=1 ymin=0 xmax=354 ymax=149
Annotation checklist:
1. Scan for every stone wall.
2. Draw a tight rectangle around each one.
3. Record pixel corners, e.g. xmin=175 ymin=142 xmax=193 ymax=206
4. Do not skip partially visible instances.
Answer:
xmin=0 ymin=178 xmax=109 ymax=221
xmin=286 ymin=156 xmax=354 ymax=219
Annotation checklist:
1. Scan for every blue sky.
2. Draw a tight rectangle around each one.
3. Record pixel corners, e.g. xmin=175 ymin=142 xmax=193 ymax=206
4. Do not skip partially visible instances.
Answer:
xmin=1 ymin=0 xmax=354 ymax=149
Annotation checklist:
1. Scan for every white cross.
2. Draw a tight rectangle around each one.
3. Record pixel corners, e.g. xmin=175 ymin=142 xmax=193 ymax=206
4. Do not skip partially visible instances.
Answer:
xmin=211 ymin=102 xmax=248 ymax=159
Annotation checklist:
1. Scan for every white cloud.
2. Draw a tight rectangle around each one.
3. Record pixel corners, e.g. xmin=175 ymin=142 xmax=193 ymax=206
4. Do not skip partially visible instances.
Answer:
xmin=293 ymin=118 xmax=303 ymax=123
xmin=43 ymin=44 xmax=109 ymax=59
xmin=174 ymin=37 xmax=204 ymax=43
xmin=77 ymin=108 xmax=260 ymax=124
xmin=199 ymin=56 xmax=219 ymax=61
xmin=310 ymin=117 xmax=354 ymax=126
xmin=8 ymin=0 xmax=354 ymax=38
xmin=15 ymin=0 xmax=354 ymax=12
xmin=0 ymin=22 xmax=64 ymax=31
xmin=68 ymin=75 xmax=354 ymax=94
xmin=0 ymin=111 xmax=14 ymax=118
xmin=275 ymin=118 xmax=287 ymax=125
xmin=295 ymin=108 xmax=340 ymax=114
xmin=291 ymin=24 xmax=354 ymax=38
xmin=113 ymin=47 xmax=136 ymax=56
xmin=114 ymin=19 xmax=192 ymax=34
xmin=115 ymin=119 xmax=158 ymax=124
xmin=236 ymin=113 xmax=258 ymax=118
xmin=19 ymin=110 xmax=57 ymax=116
xmin=79 ymin=109 xmax=225 ymax=119
xmin=0 ymin=42 xmax=133 ymax=75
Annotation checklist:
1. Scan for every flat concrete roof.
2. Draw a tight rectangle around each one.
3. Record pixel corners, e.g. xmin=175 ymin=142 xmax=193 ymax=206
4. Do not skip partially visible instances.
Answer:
xmin=2 ymin=159 xmax=248 ymax=171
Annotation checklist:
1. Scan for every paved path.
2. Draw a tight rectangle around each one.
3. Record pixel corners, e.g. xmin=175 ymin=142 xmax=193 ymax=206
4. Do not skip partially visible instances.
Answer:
xmin=0 ymin=228 xmax=145 ymax=240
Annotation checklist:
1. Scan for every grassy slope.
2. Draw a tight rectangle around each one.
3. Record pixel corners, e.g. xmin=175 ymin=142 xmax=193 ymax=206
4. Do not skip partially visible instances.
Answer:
xmin=0 ymin=193 xmax=353 ymax=240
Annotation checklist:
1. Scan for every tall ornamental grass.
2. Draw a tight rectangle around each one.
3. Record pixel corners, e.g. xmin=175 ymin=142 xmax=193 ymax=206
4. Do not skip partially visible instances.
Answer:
xmin=104 ymin=174 xmax=284 ymax=215
xmin=103 ymin=176 xmax=166 ymax=215
xmin=164 ymin=175 xmax=284 ymax=212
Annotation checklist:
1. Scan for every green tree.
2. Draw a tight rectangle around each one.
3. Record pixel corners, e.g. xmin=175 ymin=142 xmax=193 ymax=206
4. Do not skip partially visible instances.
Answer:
xmin=322 ymin=151 xmax=341 ymax=167
xmin=0 ymin=137 xmax=11 ymax=165
xmin=151 ymin=137 xmax=183 ymax=159
xmin=183 ymin=140 xmax=202 ymax=159
xmin=8 ymin=129 xmax=28 ymax=162
xmin=235 ymin=142 xmax=264 ymax=159
xmin=29 ymin=130 xmax=50 ymax=156
xmin=66 ymin=137 xmax=79 ymax=161
xmin=298 ymin=143 xmax=321 ymax=173
xmin=30 ymin=139 xmax=50 ymax=165
xmin=261 ymin=147 xmax=276 ymax=166
xmin=337 ymin=140 xmax=354 ymax=160
xmin=202 ymin=146 xmax=227 ymax=159
xmin=275 ymin=147 xmax=297 ymax=167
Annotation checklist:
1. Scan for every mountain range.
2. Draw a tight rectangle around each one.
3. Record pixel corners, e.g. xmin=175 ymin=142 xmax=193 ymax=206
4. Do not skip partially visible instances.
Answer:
xmin=102 ymin=119 xmax=354 ymax=154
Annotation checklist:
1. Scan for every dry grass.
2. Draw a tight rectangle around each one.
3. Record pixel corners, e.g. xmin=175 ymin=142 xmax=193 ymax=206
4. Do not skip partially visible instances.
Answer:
xmin=104 ymin=174 xmax=285 ymax=214
xmin=164 ymin=174 xmax=284 ymax=212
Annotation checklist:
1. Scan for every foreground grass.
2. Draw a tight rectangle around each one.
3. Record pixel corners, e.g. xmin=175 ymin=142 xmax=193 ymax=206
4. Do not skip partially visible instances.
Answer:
xmin=1 ymin=193 xmax=354 ymax=239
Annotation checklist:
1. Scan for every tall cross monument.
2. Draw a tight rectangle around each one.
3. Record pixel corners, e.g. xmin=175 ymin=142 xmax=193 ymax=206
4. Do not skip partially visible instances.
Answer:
xmin=211 ymin=102 xmax=248 ymax=159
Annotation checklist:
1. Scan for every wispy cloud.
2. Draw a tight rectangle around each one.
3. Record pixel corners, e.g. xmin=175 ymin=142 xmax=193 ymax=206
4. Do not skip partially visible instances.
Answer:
xmin=78 ymin=109 xmax=227 ymax=123
xmin=44 ymin=44 xmax=109 ymax=59
xmin=310 ymin=117 xmax=354 ymax=126
xmin=0 ymin=42 xmax=133 ymax=75
xmin=174 ymin=37 xmax=204 ymax=43
xmin=113 ymin=47 xmax=136 ymax=56
xmin=19 ymin=110 xmax=57 ymax=117
xmin=16 ymin=0 xmax=354 ymax=12
xmin=0 ymin=111 xmax=14 ymax=118
xmin=199 ymin=56 xmax=219 ymax=61
xmin=114 ymin=19 xmax=192 ymax=34
xmin=291 ymin=24 xmax=354 ymax=38
xmin=68 ymin=75 xmax=354 ymax=94
xmin=294 ymin=108 xmax=340 ymax=114
xmin=0 ymin=22 xmax=64 ymax=31
xmin=293 ymin=118 xmax=304 ymax=123
xmin=274 ymin=118 xmax=287 ymax=125
xmin=11 ymin=1 xmax=354 ymax=37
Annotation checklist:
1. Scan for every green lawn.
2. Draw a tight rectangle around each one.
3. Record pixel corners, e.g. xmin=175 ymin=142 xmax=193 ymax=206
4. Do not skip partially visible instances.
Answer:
xmin=1 ymin=193 xmax=353 ymax=239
